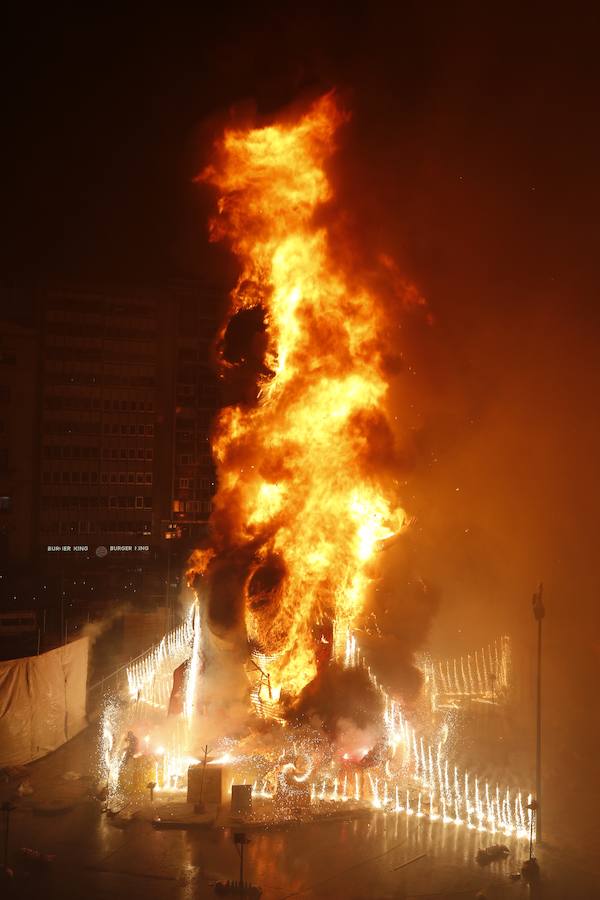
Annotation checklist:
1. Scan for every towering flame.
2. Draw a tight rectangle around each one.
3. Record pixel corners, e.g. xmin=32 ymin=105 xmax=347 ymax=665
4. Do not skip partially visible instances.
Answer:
xmin=191 ymin=93 xmax=410 ymax=699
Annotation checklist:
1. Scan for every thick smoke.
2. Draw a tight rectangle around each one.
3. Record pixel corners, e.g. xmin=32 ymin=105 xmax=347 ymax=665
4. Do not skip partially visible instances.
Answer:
xmin=287 ymin=662 xmax=385 ymax=753
xmin=362 ymin=554 xmax=441 ymax=704
xmin=192 ymin=630 xmax=251 ymax=746
xmin=80 ymin=603 xmax=131 ymax=645
xmin=218 ymin=300 xmax=273 ymax=406
xmin=202 ymin=547 xmax=254 ymax=637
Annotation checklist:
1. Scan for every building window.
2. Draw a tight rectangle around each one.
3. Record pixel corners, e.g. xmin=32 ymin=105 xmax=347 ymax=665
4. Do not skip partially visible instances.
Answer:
xmin=0 ymin=496 xmax=11 ymax=512
xmin=179 ymin=477 xmax=189 ymax=489
xmin=135 ymin=496 xmax=143 ymax=509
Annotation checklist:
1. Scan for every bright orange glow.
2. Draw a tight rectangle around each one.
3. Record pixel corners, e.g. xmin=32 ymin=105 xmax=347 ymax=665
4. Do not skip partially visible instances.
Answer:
xmin=195 ymin=93 xmax=407 ymax=698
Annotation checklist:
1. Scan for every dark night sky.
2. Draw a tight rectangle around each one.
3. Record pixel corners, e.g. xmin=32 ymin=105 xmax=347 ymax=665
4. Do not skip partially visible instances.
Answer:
xmin=3 ymin=3 xmax=600 ymax=851
xmin=3 ymin=5 xmax=598 ymax=291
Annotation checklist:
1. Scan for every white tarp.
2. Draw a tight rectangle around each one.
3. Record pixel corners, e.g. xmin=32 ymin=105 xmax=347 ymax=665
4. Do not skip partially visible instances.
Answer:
xmin=0 ymin=637 xmax=89 ymax=767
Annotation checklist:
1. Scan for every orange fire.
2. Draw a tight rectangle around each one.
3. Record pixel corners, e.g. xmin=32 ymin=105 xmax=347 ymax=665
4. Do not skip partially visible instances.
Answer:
xmin=192 ymin=93 xmax=409 ymax=699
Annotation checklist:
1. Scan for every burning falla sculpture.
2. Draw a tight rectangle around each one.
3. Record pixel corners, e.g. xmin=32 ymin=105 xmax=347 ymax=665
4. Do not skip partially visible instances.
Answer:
xmin=98 ymin=97 xmax=533 ymax=843
xmin=188 ymin=91 xmax=411 ymax=709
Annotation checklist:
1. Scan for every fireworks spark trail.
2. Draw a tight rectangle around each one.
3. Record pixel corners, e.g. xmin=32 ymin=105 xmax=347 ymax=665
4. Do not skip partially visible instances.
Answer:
xmin=103 ymin=615 xmax=533 ymax=844
xmin=184 ymin=601 xmax=201 ymax=722
xmin=421 ymin=636 xmax=512 ymax=705
xmin=126 ymin=609 xmax=194 ymax=705
xmin=338 ymin=628 xmax=532 ymax=840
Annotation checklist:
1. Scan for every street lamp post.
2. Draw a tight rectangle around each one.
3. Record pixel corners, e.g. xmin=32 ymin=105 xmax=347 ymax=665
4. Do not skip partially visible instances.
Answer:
xmin=532 ymin=583 xmax=545 ymax=842
xmin=528 ymin=797 xmax=538 ymax=860
xmin=166 ymin=525 xmax=172 ymax=628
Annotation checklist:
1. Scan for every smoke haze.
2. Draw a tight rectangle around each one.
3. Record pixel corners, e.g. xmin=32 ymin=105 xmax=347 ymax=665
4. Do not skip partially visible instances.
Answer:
xmin=4 ymin=1 xmax=598 ymax=862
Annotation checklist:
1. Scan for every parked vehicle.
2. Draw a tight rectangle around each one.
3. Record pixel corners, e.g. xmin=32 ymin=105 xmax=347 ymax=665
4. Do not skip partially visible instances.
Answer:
xmin=476 ymin=844 xmax=510 ymax=864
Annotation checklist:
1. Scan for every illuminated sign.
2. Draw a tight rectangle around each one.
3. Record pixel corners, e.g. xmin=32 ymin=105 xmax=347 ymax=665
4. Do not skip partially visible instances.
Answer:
xmin=46 ymin=544 xmax=150 ymax=554
xmin=47 ymin=545 xmax=89 ymax=552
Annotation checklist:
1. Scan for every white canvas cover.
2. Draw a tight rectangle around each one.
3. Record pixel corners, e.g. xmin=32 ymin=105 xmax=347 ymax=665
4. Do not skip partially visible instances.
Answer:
xmin=0 ymin=637 xmax=89 ymax=767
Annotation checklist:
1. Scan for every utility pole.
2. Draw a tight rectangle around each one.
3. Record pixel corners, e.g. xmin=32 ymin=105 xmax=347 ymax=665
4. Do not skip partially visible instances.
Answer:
xmin=532 ymin=583 xmax=545 ymax=842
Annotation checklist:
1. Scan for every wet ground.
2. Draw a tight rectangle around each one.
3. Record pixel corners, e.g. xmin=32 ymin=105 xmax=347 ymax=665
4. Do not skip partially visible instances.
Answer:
xmin=1 ymin=726 xmax=598 ymax=900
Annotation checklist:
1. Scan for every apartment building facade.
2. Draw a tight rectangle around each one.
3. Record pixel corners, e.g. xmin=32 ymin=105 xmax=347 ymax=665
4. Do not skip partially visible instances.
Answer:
xmin=36 ymin=281 xmax=219 ymax=569
xmin=0 ymin=320 xmax=38 ymax=565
